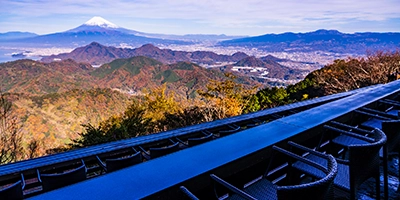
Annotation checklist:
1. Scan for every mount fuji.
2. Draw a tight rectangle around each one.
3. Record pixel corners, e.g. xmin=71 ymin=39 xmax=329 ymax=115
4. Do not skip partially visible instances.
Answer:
xmin=1 ymin=16 xmax=241 ymax=48
xmin=1 ymin=17 xmax=191 ymax=47
xmin=81 ymin=16 xmax=119 ymax=28
xmin=67 ymin=16 xmax=142 ymax=36
xmin=65 ymin=17 xmax=240 ymax=42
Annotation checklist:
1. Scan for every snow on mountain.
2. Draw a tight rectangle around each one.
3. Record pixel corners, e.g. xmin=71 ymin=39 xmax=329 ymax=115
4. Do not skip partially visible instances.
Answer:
xmin=83 ymin=16 xmax=119 ymax=28
xmin=0 ymin=16 xmax=234 ymax=47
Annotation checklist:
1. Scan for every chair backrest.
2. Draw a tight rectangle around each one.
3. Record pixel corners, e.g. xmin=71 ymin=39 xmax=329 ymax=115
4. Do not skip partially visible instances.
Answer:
xmin=106 ymin=151 xmax=142 ymax=172
xmin=276 ymin=152 xmax=337 ymax=200
xmin=382 ymin=120 xmax=400 ymax=151
xmin=150 ymin=142 xmax=180 ymax=158
xmin=188 ymin=133 xmax=213 ymax=146
xmin=39 ymin=162 xmax=87 ymax=192
xmin=180 ymin=186 xmax=200 ymax=200
xmin=348 ymin=128 xmax=386 ymax=190
xmin=218 ymin=125 xmax=241 ymax=137
xmin=0 ymin=180 xmax=24 ymax=200
xmin=271 ymin=146 xmax=337 ymax=200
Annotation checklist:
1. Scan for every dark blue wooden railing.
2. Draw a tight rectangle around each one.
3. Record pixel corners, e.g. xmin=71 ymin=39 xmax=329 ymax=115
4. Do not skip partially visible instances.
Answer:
xmin=24 ymin=80 xmax=400 ymax=199
xmin=0 ymin=85 xmax=369 ymax=178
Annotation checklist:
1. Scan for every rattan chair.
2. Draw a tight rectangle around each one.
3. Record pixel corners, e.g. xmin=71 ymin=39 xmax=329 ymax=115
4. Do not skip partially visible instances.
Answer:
xmin=290 ymin=127 xmax=386 ymax=200
xmin=246 ymin=119 xmax=265 ymax=128
xmin=381 ymin=120 xmax=400 ymax=188
xmin=139 ymin=142 xmax=180 ymax=160
xmin=180 ymin=186 xmax=200 ymax=200
xmin=352 ymin=110 xmax=400 ymax=197
xmin=211 ymin=145 xmax=337 ymax=200
xmin=187 ymin=133 xmax=214 ymax=146
xmin=328 ymin=120 xmax=399 ymax=198
xmin=357 ymin=111 xmax=400 ymax=158
xmin=352 ymin=107 xmax=400 ymax=197
xmin=0 ymin=174 xmax=25 ymax=200
xmin=37 ymin=159 xmax=87 ymax=192
xmin=175 ymin=131 xmax=214 ymax=148
xmin=379 ymin=99 xmax=400 ymax=115
xmin=217 ymin=124 xmax=241 ymax=137
xmin=96 ymin=148 xmax=142 ymax=173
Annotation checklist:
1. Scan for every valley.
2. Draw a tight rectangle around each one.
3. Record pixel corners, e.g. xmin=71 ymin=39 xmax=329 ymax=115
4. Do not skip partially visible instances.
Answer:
xmin=0 ymin=16 xmax=399 ymax=160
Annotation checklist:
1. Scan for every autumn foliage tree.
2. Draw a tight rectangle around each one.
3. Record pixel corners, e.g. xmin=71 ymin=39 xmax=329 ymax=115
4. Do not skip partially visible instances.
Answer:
xmin=159 ymin=106 xmax=227 ymax=130
xmin=308 ymin=51 xmax=400 ymax=95
xmin=141 ymin=85 xmax=182 ymax=122
xmin=198 ymin=73 xmax=258 ymax=117
xmin=72 ymin=101 xmax=151 ymax=148
xmin=72 ymin=51 xmax=400 ymax=149
xmin=0 ymin=92 xmax=24 ymax=164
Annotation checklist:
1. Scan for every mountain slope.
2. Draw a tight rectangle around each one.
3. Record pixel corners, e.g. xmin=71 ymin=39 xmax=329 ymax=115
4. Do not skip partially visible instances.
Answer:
xmin=41 ymin=42 xmax=305 ymax=83
xmin=0 ymin=59 xmax=94 ymax=94
xmin=0 ymin=56 xmax=257 ymax=154
xmin=235 ymin=56 xmax=268 ymax=67
xmin=220 ymin=29 xmax=400 ymax=54
xmin=41 ymin=42 xmax=131 ymax=65
xmin=288 ymin=51 xmax=400 ymax=98
xmin=3 ymin=17 xmax=189 ymax=47
xmin=130 ymin=44 xmax=189 ymax=63
xmin=3 ymin=56 xmax=257 ymax=97
xmin=92 ymin=56 xmax=235 ymax=97
xmin=0 ymin=31 xmax=38 ymax=40
xmin=41 ymin=42 xmax=249 ymax=65
xmin=13 ymin=30 xmax=187 ymax=48
xmin=223 ymin=56 xmax=306 ymax=82
xmin=92 ymin=56 xmax=163 ymax=79
xmin=12 ymin=88 xmax=132 ymax=150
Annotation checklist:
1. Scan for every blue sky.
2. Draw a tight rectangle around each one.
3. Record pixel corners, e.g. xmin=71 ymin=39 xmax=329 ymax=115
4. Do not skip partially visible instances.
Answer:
xmin=1 ymin=0 xmax=399 ymax=36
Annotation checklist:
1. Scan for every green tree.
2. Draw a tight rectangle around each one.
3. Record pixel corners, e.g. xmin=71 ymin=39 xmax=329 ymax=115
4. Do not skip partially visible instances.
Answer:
xmin=242 ymin=94 xmax=261 ymax=113
xmin=286 ymin=78 xmax=318 ymax=101
xmin=254 ymin=87 xmax=289 ymax=109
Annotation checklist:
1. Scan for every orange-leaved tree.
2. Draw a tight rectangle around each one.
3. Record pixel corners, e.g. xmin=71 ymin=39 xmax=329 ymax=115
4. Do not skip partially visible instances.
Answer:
xmin=198 ymin=73 xmax=258 ymax=118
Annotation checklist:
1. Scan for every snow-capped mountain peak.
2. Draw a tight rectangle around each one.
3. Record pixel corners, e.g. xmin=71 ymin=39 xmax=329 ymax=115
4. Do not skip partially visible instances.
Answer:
xmin=84 ymin=16 xmax=119 ymax=28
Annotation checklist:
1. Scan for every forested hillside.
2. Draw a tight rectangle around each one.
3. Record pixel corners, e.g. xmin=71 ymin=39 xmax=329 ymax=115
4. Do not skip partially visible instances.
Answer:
xmin=74 ymin=51 xmax=400 ymax=148
xmin=1 ymin=51 xmax=399 ymax=164
xmin=0 ymin=59 xmax=94 ymax=95
xmin=0 ymin=56 xmax=256 ymax=161
xmin=290 ymin=51 xmax=400 ymax=98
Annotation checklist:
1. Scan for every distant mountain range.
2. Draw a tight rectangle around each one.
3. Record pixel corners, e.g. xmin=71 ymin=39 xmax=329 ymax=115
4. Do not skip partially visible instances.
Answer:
xmin=0 ymin=31 xmax=38 ymax=40
xmin=40 ymin=42 xmax=305 ymax=83
xmin=41 ymin=42 xmax=249 ymax=65
xmin=0 ymin=17 xmax=242 ymax=47
xmin=2 ymin=17 xmax=398 ymax=55
xmin=1 ymin=57 xmax=259 ymax=97
xmin=219 ymin=29 xmax=400 ymax=54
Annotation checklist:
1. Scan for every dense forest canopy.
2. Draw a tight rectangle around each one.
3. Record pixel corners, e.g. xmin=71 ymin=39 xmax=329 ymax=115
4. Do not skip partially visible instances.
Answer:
xmin=1 ymin=51 xmax=399 ymax=163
